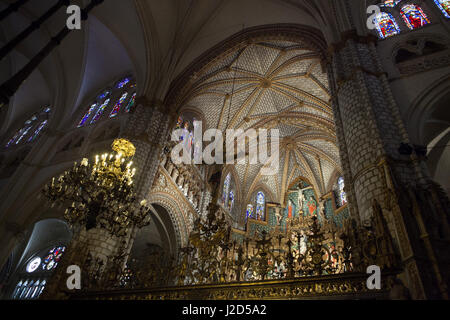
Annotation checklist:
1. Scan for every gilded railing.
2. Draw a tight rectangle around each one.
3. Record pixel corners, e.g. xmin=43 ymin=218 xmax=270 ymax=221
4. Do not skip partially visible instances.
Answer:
xmin=70 ymin=271 xmax=399 ymax=300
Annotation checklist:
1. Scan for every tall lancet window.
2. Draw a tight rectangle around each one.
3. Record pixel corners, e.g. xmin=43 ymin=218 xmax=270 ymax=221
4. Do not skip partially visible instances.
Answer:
xmin=246 ymin=204 xmax=254 ymax=220
xmin=334 ymin=177 xmax=348 ymax=209
xmin=4 ymin=107 xmax=51 ymax=149
xmin=27 ymin=120 xmax=48 ymax=143
xmin=228 ymin=190 xmax=235 ymax=212
xmin=125 ymin=93 xmax=137 ymax=113
xmin=374 ymin=12 xmax=401 ymax=39
xmin=400 ymin=4 xmax=430 ymax=29
xmin=78 ymin=103 xmax=97 ymax=127
xmin=222 ymin=173 xmax=231 ymax=206
xmin=255 ymin=191 xmax=265 ymax=221
xmin=77 ymin=76 xmax=136 ymax=127
xmin=109 ymin=92 xmax=129 ymax=118
xmin=434 ymin=0 xmax=450 ymax=18
xmin=90 ymin=98 xmax=111 ymax=124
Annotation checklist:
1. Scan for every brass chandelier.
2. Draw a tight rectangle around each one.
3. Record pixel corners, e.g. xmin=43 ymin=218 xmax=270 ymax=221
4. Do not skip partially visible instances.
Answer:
xmin=42 ymin=138 xmax=151 ymax=237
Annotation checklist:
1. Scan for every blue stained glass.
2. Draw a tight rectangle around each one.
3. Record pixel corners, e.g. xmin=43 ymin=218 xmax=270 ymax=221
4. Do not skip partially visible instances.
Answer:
xmin=434 ymin=0 xmax=450 ymax=18
xmin=98 ymin=90 xmax=110 ymax=100
xmin=223 ymin=174 xmax=231 ymax=205
xmin=78 ymin=103 xmax=97 ymax=127
xmin=400 ymin=4 xmax=430 ymax=30
xmin=246 ymin=204 xmax=254 ymax=220
xmin=109 ymin=92 xmax=129 ymax=118
xmin=15 ymin=126 xmax=32 ymax=145
xmin=255 ymin=191 xmax=265 ymax=221
xmin=374 ymin=12 xmax=400 ymax=39
xmin=27 ymin=120 xmax=48 ymax=142
xmin=228 ymin=190 xmax=235 ymax=212
xmin=338 ymin=177 xmax=347 ymax=207
xmin=116 ymin=78 xmax=130 ymax=89
xmin=90 ymin=99 xmax=110 ymax=124
xmin=5 ymin=130 xmax=21 ymax=148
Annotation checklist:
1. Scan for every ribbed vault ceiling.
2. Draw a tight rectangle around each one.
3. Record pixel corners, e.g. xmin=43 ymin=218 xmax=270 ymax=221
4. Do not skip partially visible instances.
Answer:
xmin=179 ymin=39 xmax=341 ymax=204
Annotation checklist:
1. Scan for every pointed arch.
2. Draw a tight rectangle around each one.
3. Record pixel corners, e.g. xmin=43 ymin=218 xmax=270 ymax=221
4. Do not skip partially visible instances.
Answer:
xmin=434 ymin=0 xmax=450 ymax=18
xmin=373 ymin=12 xmax=401 ymax=39
xmin=400 ymin=4 xmax=430 ymax=30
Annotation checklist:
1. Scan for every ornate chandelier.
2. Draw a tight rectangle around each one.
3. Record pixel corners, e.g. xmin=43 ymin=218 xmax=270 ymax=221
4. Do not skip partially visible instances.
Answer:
xmin=42 ymin=138 xmax=151 ymax=237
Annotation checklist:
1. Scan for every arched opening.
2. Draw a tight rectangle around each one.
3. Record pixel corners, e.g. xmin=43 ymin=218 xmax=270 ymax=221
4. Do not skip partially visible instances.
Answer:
xmin=408 ymin=76 xmax=450 ymax=196
xmin=129 ymin=203 xmax=178 ymax=266
xmin=423 ymin=91 xmax=450 ymax=196
xmin=0 ymin=219 xmax=72 ymax=300
xmin=166 ymin=24 xmax=342 ymax=231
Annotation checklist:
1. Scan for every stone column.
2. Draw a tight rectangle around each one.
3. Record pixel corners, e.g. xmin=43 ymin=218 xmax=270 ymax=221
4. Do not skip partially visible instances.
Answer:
xmin=41 ymin=225 xmax=129 ymax=299
xmin=328 ymin=32 xmax=450 ymax=299
xmin=117 ymin=97 xmax=177 ymax=277
xmin=122 ymin=97 xmax=176 ymax=199
xmin=200 ymin=187 xmax=212 ymax=218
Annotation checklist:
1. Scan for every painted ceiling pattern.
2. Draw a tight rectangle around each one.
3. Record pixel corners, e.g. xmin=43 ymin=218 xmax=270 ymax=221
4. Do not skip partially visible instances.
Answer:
xmin=179 ymin=39 xmax=341 ymax=204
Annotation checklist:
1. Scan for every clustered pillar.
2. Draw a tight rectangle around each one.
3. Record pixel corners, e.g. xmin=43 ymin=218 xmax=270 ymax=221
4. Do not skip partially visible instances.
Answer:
xmin=328 ymin=32 xmax=450 ymax=299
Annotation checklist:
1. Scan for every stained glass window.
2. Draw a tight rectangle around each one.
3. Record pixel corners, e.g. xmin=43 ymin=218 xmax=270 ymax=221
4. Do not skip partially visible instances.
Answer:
xmin=374 ymin=12 xmax=401 ymax=39
xmin=12 ymin=279 xmax=46 ymax=300
xmin=4 ymin=107 xmax=51 ymax=148
xmin=381 ymin=0 xmax=401 ymax=7
xmin=116 ymin=77 xmax=130 ymax=89
xmin=400 ymin=4 xmax=430 ymax=29
xmin=228 ymin=190 xmax=235 ymax=212
xmin=38 ymin=280 xmax=46 ymax=297
xmin=19 ymin=280 xmax=29 ymax=299
xmin=30 ymin=280 xmax=40 ymax=299
xmin=5 ymin=130 xmax=22 ymax=148
xmin=26 ymin=257 xmax=41 ymax=273
xmin=246 ymin=204 xmax=254 ymax=220
xmin=98 ymin=90 xmax=110 ymax=100
xmin=15 ymin=126 xmax=32 ymax=145
xmin=434 ymin=0 xmax=450 ymax=18
xmin=255 ymin=192 xmax=265 ymax=221
xmin=77 ymin=78 xmax=136 ymax=127
xmin=12 ymin=281 xmax=22 ymax=299
xmin=90 ymin=99 xmax=110 ymax=124
xmin=27 ymin=120 xmax=48 ymax=143
xmin=175 ymin=116 xmax=183 ymax=130
xmin=41 ymin=246 xmax=65 ymax=271
xmin=181 ymin=121 xmax=190 ymax=143
xmin=125 ymin=93 xmax=136 ymax=113
xmin=338 ymin=177 xmax=347 ymax=207
xmin=24 ymin=280 xmax=34 ymax=299
xmin=223 ymin=174 xmax=231 ymax=205
xmin=109 ymin=92 xmax=129 ymax=118
xmin=78 ymin=103 xmax=97 ymax=127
